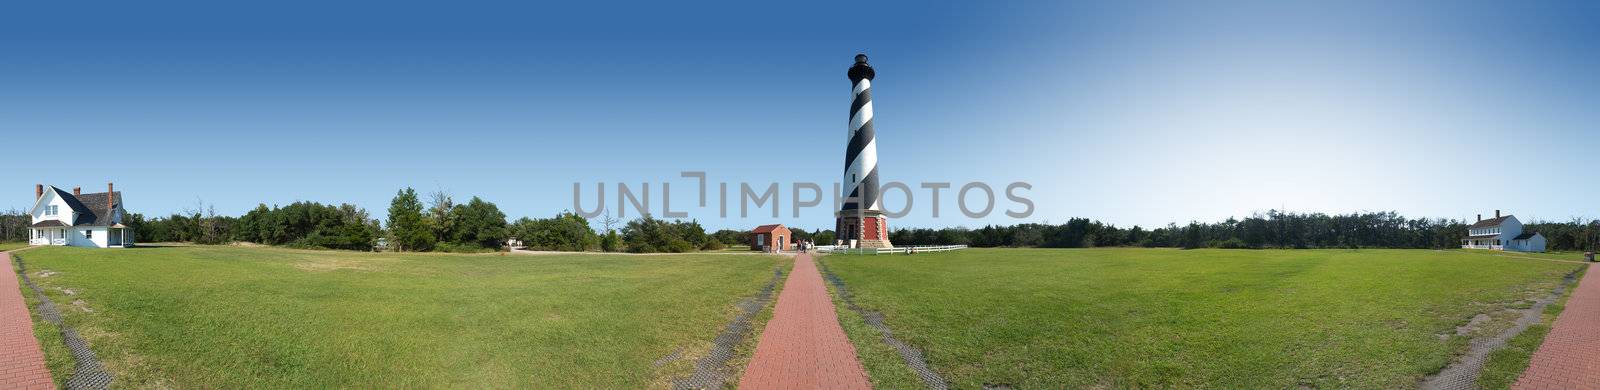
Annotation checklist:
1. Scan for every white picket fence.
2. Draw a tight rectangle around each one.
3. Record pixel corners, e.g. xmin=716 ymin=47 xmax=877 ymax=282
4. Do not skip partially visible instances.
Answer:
xmin=816 ymin=244 xmax=969 ymax=255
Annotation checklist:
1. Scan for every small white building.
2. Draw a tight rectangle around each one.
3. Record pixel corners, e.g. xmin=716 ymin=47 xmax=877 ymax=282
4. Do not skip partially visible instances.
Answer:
xmin=28 ymin=183 xmax=134 ymax=248
xmin=1461 ymin=210 xmax=1545 ymax=252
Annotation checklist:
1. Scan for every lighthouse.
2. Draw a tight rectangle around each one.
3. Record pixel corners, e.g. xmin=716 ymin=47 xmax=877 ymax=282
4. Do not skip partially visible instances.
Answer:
xmin=838 ymin=54 xmax=893 ymax=249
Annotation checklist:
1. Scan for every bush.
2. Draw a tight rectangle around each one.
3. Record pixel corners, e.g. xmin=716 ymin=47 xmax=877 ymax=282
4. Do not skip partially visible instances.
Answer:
xmin=710 ymin=229 xmax=748 ymax=246
xmin=600 ymin=230 xmax=621 ymax=252
xmin=235 ymin=202 xmax=380 ymax=250
xmin=512 ymin=212 xmax=598 ymax=251
xmin=621 ymin=216 xmax=710 ymax=253
xmin=1212 ymin=238 xmax=1251 ymax=249
xmin=815 ymin=230 xmax=835 ymax=246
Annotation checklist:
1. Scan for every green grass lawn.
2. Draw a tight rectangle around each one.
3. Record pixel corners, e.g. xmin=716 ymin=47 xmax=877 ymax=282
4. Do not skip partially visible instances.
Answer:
xmin=822 ymin=248 xmax=1583 ymax=389
xmin=16 ymin=245 xmax=787 ymax=388
xmin=0 ymin=241 xmax=31 ymax=252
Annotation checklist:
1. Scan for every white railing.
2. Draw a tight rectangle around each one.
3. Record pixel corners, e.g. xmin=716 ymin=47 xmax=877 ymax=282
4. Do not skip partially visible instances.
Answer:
xmin=817 ymin=245 xmax=969 ymax=255
xmin=1461 ymin=244 xmax=1503 ymax=250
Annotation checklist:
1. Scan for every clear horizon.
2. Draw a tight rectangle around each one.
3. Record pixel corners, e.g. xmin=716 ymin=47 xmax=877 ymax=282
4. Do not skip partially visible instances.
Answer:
xmin=3 ymin=1 xmax=1597 ymax=231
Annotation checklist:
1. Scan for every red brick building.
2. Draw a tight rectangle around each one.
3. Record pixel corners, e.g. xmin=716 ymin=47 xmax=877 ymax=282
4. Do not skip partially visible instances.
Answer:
xmin=751 ymin=224 xmax=792 ymax=252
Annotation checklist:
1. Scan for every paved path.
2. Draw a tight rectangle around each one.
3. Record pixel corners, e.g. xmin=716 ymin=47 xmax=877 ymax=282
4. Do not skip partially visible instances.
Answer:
xmin=740 ymin=253 xmax=870 ymax=389
xmin=1515 ymin=263 xmax=1600 ymax=389
xmin=0 ymin=252 xmax=53 ymax=389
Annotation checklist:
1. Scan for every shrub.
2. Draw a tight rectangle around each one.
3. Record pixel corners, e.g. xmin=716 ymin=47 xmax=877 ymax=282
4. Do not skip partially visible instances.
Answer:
xmin=600 ymin=230 xmax=621 ymax=252
xmin=235 ymin=201 xmax=380 ymax=250
xmin=621 ymin=216 xmax=710 ymax=253
xmin=1213 ymin=238 xmax=1251 ymax=249
xmin=513 ymin=212 xmax=598 ymax=252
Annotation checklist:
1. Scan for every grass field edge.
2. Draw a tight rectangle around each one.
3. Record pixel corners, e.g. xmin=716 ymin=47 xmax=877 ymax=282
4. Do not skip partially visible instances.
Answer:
xmin=817 ymin=254 xmax=929 ymax=389
xmin=15 ymin=258 xmax=77 ymax=388
xmin=1475 ymin=264 xmax=1590 ymax=389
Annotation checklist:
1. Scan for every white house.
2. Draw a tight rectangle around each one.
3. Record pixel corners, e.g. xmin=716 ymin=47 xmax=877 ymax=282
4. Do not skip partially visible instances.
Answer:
xmin=28 ymin=183 xmax=134 ymax=248
xmin=1461 ymin=210 xmax=1545 ymax=252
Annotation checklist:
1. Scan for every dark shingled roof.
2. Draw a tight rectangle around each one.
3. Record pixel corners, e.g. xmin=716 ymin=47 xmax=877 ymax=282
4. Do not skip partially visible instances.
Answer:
xmin=30 ymin=220 xmax=65 ymax=228
xmin=1469 ymin=215 xmax=1513 ymax=229
xmin=46 ymin=187 xmax=123 ymax=227
xmin=1513 ymin=232 xmax=1538 ymax=240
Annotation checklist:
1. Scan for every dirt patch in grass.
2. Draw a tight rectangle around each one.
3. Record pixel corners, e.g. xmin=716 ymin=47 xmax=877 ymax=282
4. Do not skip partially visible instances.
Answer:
xmin=292 ymin=262 xmax=374 ymax=272
xmin=292 ymin=257 xmax=382 ymax=272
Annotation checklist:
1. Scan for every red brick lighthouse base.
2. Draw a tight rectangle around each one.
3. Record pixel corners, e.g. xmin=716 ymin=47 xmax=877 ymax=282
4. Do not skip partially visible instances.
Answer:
xmin=837 ymin=212 xmax=892 ymax=249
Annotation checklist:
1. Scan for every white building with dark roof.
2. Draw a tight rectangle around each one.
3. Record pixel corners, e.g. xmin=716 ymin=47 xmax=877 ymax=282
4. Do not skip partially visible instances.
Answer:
xmin=1461 ymin=210 xmax=1545 ymax=252
xmin=28 ymin=183 xmax=133 ymax=248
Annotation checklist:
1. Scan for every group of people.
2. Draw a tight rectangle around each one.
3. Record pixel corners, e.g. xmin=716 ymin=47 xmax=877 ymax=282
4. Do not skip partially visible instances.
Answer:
xmin=770 ymin=240 xmax=814 ymax=254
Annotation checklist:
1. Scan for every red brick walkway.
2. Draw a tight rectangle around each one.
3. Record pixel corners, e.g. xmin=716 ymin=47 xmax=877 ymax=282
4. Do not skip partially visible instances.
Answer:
xmin=1515 ymin=263 xmax=1600 ymax=389
xmin=0 ymin=252 xmax=53 ymax=389
xmin=740 ymin=253 xmax=870 ymax=389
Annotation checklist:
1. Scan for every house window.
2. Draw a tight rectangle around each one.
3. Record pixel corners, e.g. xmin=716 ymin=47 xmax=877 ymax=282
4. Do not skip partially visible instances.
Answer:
xmin=85 ymin=230 xmax=93 ymax=239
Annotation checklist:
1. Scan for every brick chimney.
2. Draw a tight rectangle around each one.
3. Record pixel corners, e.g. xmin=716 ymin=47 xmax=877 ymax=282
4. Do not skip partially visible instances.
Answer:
xmin=73 ymin=187 xmax=81 ymax=196
xmin=107 ymin=182 xmax=114 ymax=210
xmin=1495 ymin=210 xmax=1501 ymax=219
xmin=1477 ymin=214 xmax=1482 ymax=222
xmin=35 ymin=184 xmax=42 ymax=200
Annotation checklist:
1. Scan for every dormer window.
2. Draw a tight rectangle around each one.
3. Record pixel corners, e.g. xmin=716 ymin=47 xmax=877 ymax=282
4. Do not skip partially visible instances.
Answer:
xmin=44 ymin=205 xmax=59 ymax=216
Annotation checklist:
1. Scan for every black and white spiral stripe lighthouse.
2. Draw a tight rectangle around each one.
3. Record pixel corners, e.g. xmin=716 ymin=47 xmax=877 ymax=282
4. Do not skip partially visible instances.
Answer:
xmin=838 ymin=54 xmax=893 ymax=248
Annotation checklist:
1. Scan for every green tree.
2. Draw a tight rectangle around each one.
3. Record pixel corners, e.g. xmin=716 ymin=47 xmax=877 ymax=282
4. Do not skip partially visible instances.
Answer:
xmin=815 ymin=230 xmax=835 ymax=246
xmin=387 ymin=188 xmax=434 ymax=251
xmin=1181 ymin=222 xmax=1205 ymax=249
xmin=427 ymin=190 xmax=456 ymax=244
xmin=620 ymin=216 xmax=710 ymax=253
xmin=450 ymin=196 xmax=509 ymax=249
xmin=710 ymin=229 xmax=748 ymax=246
xmin=600 ymin=230 xmax=621 ymax=252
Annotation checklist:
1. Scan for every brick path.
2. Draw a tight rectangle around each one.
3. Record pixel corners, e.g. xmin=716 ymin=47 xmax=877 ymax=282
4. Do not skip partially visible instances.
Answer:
xmin=740 ymin=253 xmax=870 ymax=389
xmin=1 ymin=252 xmax=53 ymax=389
xmin=1515 ymin=263 xmax=1600 ymax=389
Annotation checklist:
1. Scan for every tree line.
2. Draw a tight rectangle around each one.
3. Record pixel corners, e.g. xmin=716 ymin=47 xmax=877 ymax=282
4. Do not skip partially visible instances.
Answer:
xmin=10 ymin=196 xmax=1595 ymax=254
xmin=889 ymin=210 xmax=1600 ymax=251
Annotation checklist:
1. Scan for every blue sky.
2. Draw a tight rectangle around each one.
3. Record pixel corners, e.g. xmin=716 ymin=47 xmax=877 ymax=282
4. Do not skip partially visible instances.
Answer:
xmin=2 ymin=1 xmax=1596 ymax=231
